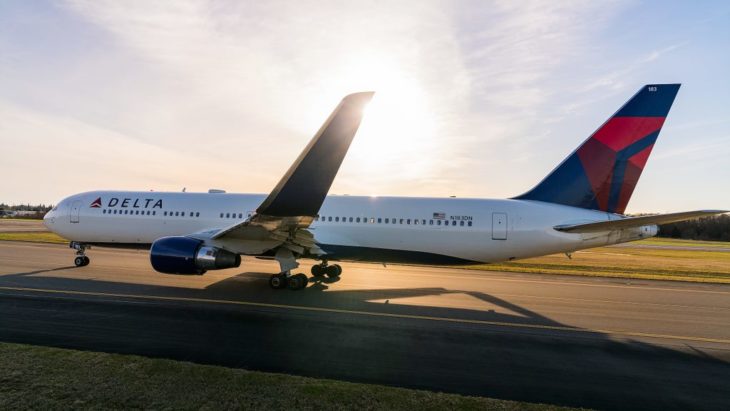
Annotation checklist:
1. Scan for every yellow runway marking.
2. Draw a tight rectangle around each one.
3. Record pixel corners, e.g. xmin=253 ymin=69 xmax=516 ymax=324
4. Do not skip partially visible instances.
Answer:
xmin=2 ymin=286 xmax=729 ymax=345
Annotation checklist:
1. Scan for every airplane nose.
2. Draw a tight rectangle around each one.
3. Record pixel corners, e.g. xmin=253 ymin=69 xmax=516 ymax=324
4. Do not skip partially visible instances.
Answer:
xmin=43 ymin=209 xmax=55 ymax=228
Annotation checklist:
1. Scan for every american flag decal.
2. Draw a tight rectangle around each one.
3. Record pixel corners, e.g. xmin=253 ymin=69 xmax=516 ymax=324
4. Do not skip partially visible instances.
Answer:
xmin=433 ymin=212 xmax=445 ymax=220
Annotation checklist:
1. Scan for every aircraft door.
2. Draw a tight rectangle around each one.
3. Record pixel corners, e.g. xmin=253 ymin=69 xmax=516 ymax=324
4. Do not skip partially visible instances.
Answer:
xmin=492 ymin=212 xmax=507 ymax=240
xmin=70 ymin=201 xmax=81 ymax=223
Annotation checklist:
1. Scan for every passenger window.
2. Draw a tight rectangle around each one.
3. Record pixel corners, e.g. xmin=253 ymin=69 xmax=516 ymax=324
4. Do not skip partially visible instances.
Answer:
xmin=349 ymin=217 xmax=353 ymax=222
xmin=400 ymin=219 xmax=404 ymax=224
xmin=335 ymin=217 xmax=339 ymax=222
xmin=152 ymin=211 xmax=156 ymax=216
xmin=225 ymin=213 xmax=229 ymax=218
xmin=328 ymin=217 xmax=332 ymax=222
xmin=407 ymin=219 xmax=411 ymax=225
xmin=356 ymin=217 xmax=360 ymax=223
xmin=468 ymin=221 xmax=472 ymax=227
xmin=414 ymin=219 xmax=419 ymax=225
xmin=437 ymin=220 xmax=441 ymax=225
xmin=392 ymin=219 xmax=396 ymax=224
xmin=429 ymin=220 xmax=433 ymax=225
xmin=452 ymin=220 xmax=456 ymax=226
xmin=460 ymin=221 xmax=465 ymax=226
xmin=196 ymin=212 xmax=199 ymax=217
xmin=384 ymin=218 xmax=389 ymax=224
xmin=422 ymin=219 xmax=426 ymax=225
xmin=377 ymin=218 xmax=382 ymax=224
xmin=370 ymin=218 xmax=375 ymax=223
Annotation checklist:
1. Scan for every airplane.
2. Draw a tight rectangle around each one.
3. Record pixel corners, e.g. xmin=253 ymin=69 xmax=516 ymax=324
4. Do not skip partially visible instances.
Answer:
xmin=44 ymin=84 xmax=726 ymax=290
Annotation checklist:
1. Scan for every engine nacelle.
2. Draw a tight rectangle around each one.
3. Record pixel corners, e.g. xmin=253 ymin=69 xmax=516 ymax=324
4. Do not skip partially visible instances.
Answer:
xmin=150 ymin=236 xmax=241 ymax=275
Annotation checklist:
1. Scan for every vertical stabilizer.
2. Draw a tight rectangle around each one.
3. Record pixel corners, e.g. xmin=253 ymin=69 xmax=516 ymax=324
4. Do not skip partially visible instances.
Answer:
xmin=515 ymin=84 xmax=680 ymax=214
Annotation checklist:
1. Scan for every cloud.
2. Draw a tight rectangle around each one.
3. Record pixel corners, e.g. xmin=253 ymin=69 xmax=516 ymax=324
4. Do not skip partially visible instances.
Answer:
xmin=2 ymin=0 xmax=645 ymax=202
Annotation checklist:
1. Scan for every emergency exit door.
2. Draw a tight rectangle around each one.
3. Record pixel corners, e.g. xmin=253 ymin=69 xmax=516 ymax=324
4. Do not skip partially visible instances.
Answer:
xmin=492 ymin=212 xmax=507 ymax=240
xmin=70 ymin=201 xmax=81 ymax=223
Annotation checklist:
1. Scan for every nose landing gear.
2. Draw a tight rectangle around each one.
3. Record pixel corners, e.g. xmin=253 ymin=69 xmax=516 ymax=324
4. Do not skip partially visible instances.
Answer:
xmin=70 ymin=242 xmax=90 ymax=267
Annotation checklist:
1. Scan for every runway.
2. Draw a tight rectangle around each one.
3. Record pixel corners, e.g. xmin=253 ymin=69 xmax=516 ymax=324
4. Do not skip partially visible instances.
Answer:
xmin=1 ymin=241 xmax=729 ymax=410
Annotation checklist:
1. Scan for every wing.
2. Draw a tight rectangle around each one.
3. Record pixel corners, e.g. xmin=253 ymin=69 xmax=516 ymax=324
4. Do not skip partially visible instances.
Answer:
xmin=207 ymin=91 xmax=374 ymax=255
xmin=554 ymin=210 xmax=727 ymax=233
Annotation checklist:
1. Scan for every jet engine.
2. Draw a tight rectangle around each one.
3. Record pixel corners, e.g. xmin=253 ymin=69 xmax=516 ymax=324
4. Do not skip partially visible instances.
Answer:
xmin=150 ymin=236 xmax=241 ymax=275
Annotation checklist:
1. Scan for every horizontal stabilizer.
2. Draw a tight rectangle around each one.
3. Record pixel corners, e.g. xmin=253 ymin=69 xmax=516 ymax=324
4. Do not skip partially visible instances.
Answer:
xmin=554 ymin=210 xmax=727 ymax=233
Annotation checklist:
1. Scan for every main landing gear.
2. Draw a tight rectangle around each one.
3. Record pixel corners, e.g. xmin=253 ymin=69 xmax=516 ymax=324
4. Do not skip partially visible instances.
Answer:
xmin=268 ymin=248 xmax=343 ymax=291
xmin=70 ymin=241 xmax=90 ymax=267
xmin=269 ymin=272 xmax=309 ymax=290
xmin=310 ymin=261 xmax=342 ymax=279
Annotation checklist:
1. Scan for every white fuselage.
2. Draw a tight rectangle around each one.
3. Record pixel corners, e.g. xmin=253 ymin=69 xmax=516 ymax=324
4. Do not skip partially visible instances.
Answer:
xmin=43 ymin=191 xmax=657 ymax=264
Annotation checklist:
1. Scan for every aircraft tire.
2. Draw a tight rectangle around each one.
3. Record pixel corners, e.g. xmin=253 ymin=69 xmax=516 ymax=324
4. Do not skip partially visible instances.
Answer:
xmin=287 ymin=273 xmax=308 ymax=290
xmin=269 ymin=274 xmax=288 ymax=289
xmin=326 ymin=264 xmax=342 ymax=278
xmin=311 ymin=265 xmax=325 ymax=277
xmin=74 ymin=256 xmax=86 ymax=267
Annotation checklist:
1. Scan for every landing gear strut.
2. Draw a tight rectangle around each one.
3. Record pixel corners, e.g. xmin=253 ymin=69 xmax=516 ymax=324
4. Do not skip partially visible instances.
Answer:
xmin=311 ymin=260 xmax=342 ymax=279
xmin=70 ymin=241 xmax=90 ymax=267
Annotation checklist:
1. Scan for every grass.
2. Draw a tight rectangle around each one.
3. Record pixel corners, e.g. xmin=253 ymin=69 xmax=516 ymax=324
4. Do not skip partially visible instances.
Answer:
xmin=466 ymin=239 xmax=730 ymax=283
xmin=631 ymin=237 xmax=730 ymax=248
xmin=0 ymin=232 xmax=67 ymax=244
xmin=0 ymin=342 xmax=581 ymax=410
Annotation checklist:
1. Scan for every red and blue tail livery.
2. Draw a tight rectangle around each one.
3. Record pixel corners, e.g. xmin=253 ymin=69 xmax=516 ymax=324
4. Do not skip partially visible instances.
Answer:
xmin=516 ymin=84 xmax=681 ymax=214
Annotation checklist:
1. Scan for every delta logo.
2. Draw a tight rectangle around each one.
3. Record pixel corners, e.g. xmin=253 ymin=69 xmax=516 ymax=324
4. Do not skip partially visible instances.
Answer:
xmin=90 ymin=197 xmax=102 ymax=208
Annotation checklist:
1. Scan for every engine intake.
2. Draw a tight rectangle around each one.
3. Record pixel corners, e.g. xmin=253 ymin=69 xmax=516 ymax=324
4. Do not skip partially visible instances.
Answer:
xmin=150 ymin=236 xmax=241 ymax=275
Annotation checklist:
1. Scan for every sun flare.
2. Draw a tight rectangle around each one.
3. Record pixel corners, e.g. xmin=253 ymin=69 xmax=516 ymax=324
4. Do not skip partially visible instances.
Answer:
xmin=329 ymin=55 xmax=439 ymax=175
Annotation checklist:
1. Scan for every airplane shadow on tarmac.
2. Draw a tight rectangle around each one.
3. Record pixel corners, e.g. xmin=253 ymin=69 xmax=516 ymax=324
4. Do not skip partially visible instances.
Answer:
xmin=1 ymin=267 xmax=729 ymax=411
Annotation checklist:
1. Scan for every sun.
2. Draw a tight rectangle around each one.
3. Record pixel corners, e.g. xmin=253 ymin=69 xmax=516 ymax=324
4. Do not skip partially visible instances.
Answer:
xmin=332 ymin=55 xmax=439 ymax=173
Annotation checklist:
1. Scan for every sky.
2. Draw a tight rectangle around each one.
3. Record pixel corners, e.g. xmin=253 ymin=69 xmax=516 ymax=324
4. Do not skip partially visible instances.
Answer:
xmin=0 ymin=0 xmax=728 ymax=213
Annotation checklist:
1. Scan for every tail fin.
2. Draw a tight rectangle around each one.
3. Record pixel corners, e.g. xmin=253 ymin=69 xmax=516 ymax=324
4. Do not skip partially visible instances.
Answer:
xmin=515 ymin=84 xmax=681 ymax=214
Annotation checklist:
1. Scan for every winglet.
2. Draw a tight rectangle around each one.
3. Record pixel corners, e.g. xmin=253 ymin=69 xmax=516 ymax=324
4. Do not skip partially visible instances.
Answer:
xmin=256 ymin=92 xmax=375 ymax=217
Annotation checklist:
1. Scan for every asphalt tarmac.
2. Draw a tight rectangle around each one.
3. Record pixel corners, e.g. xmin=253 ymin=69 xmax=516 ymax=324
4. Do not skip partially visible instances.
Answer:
xmin=1 ymin=241 xmax=729 ymax=410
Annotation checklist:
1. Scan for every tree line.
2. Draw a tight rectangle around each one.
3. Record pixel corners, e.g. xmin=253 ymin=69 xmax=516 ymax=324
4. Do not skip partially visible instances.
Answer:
xmin=658 ymin=215 xmax=730 ymax=242
xmin=0 ymin=203 xmax=54 ymax=219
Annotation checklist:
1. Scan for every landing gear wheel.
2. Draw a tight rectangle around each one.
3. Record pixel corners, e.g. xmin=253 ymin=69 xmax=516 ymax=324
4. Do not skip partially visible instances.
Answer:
xmin=311 ymin=264 xmax=326 ymax=277
xmin=325 ymin=264 xmax=342 ymax=278
xmin=287 ymin=273 xmax=309 ymax=290
xmin=82 ymin=256 xmax=90 ymax=266
xmin=74 ymin=256 xmax=86 ymax=267
xmin=269 ymin=274 xmax=288 ymax=289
